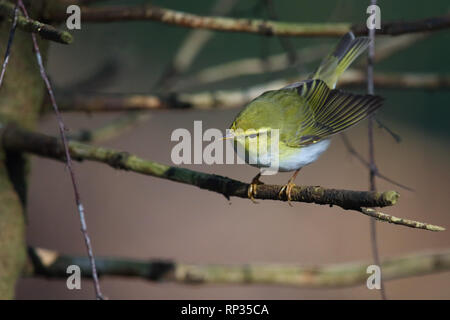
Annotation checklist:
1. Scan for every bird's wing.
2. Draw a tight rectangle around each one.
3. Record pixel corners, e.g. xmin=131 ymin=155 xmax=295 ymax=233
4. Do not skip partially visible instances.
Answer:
xmin=286 ymin=79 xmax=383 ymax=147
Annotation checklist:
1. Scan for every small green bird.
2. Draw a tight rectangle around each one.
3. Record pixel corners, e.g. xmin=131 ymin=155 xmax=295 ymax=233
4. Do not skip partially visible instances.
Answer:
xmin=227 ymin=32 xmax=383 ymax=204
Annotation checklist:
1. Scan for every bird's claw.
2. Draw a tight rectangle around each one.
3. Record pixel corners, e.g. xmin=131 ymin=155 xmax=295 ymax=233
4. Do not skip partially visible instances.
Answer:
xmin=247 ymin=173 xmax=263 ymax=204
xmin=248 ymin=183 xmax=258 ymax=204
xmin=278 ymin=182 xmax=296 ymax=206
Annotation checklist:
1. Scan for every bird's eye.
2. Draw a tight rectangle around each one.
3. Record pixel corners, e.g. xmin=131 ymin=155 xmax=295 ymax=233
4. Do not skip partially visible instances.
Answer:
xmin=248 ymin=133 xmax=258 ymax=139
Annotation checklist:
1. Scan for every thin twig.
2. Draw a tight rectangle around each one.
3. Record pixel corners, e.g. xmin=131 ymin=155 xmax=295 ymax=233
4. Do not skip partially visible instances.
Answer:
xmin=46 ymin=4 xmax=450 ymax=37
xmin=2 ymin=125 xmax=445 ymax=232
xmin=0 ymin=1 xmax=18 ymax=88
xmin=0 ymin=0 xmax=72 ymax=44
xmin=374 ymin=117 xmax=402 ymax=143
xmin=28 ymin=247 xmax=450 ymax=288
xmin=18 ymin=0 xmax=102 ymax=299
xmin=340 ymin=133 xmax=413 ymax=191
xmin=367 ymin=0 xmax=386 ymax=300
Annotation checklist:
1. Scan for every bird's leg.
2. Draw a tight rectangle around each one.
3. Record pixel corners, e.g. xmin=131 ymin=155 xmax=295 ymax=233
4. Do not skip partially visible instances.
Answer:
xmin=247 ymin=172 xmax=264 ymax=204
xmin=278 ymin=168 xmax=301 ymax=206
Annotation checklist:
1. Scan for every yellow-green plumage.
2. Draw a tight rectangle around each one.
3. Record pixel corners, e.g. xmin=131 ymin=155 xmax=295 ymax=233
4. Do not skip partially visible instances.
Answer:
xmin=230 ymin=32 xmax=383 ymax=173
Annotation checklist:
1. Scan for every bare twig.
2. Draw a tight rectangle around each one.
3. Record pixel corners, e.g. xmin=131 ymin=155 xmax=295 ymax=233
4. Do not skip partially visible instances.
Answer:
xmin=359 ymin=208 xmax=442 ymax=231
xmin=367 ymin=0 xmax=386 ymax=300
xmin=28 ymin=247 xmax=450 ymax=288
xmin=18 ymin=0 xmax=102 ymax=299
xmin=1 ymin=125 xmax=445 ymax=232
xmin=374 ymin=117 xmax=402 ymax=143
xmin=0 ymin=1 xmax=17 ymax=88
xmin=0 ymin=0 xmax=72 ymax=44
xmin=340 ymin=133 xmax=413 ymax=192
xmin=47 ymin=4 xmax=351 ymax=36
xmin=46 ymin=4 xmax=450 ymax=37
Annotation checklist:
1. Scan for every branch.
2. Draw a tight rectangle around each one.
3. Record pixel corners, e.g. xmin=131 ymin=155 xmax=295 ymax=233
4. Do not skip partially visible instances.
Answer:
xmin=48 ymin=4 xmax=352 ymax=36
xmin=176 ymin=33 xmax=428 ymax=90
xmin=0 ymin=0 xmax=72 ymax=44
xmin=340 ymin=133 xmax=413 ymax=192
xmin=352 ymin=13 xmax=450 ymax=36
xmin=46 ymin=4 xmax=450 ymax=37
xmin=1 ymin=124 xmax=445 ymax=232
xmin=52 ymin=71 xmax=450 ymax=113
xmin=27 ymin=247 xmax=450 ymax=288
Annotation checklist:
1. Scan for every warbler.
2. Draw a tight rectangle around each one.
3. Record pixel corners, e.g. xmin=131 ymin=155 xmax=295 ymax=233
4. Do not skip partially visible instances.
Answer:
xmin=226 ymin=32 xmax=383 ymax=204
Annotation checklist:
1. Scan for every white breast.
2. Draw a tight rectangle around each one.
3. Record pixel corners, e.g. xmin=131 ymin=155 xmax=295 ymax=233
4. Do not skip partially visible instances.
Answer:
xmin=235 ymin=138 xmax=331 ymax=173
xmin=278 ymin=139 xmax=331 ymax=172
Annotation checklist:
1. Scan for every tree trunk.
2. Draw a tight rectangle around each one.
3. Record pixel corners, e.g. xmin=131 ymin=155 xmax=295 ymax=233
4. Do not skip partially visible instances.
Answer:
xmin=0 ymin=0 xmax=48 ymax=299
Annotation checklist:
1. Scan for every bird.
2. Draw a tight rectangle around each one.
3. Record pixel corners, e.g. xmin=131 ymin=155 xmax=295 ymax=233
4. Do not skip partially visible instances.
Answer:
xmin=226 ymin=32 xmax=384 ymax=205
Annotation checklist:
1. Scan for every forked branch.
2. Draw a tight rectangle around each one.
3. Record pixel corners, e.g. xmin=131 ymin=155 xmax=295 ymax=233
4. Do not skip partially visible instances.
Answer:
xmin=0 ymin=0 xmax=72 ymax=44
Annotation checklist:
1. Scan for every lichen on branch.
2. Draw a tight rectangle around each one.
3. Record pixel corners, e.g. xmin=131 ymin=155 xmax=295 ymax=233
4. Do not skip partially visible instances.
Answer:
xmin=1 ymin=125 xmax=445 ymax=231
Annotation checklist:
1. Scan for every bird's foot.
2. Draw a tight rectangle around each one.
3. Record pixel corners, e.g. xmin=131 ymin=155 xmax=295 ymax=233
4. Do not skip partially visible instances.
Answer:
xmin=278 ymin=182 xmax=296 ymax=206
xmin=248 ymin=173 xmax=264 ymax=204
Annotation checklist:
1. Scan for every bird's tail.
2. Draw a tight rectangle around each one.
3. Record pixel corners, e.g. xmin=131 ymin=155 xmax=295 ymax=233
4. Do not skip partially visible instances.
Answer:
xmin=311 ymin=32 xmax=371 ymax=88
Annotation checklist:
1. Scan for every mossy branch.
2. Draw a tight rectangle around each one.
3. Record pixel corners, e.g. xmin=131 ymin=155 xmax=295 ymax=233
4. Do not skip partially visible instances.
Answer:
xmin=46 ymin=4 xmax=450 ymax=38
xmin=27 ymin=247 xmax=450 ymax=288
xmin=1 ymin=125 xmax=445 ymax=231
xmin=0 ymin=0 xmax=72 ymax=44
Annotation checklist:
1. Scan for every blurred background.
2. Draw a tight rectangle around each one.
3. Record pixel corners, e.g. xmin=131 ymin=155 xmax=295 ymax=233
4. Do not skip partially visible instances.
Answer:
xmin=15 ymin=0 xmax=450 ymax=299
